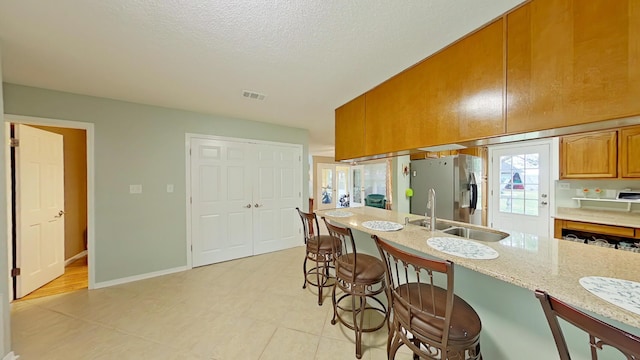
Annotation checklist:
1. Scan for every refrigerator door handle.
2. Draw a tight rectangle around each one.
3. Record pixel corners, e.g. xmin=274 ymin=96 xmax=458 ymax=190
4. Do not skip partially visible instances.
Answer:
xmin=469 ymin=183 xmax=478 ymax=214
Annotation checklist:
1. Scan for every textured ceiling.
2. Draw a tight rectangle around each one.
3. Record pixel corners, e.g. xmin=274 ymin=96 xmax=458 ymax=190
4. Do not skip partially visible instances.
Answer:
xmin=0 ymin=0 xmax=524 ymax=156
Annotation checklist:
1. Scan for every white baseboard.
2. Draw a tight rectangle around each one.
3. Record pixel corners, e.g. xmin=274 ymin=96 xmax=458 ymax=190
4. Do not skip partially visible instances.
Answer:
xmin=93 ymin=266 xmax=188 ymax=289
xmin=3 ymin=351 xmax=19 ymax=360
xmin=65 ymin=250 xmax=88 ymax=266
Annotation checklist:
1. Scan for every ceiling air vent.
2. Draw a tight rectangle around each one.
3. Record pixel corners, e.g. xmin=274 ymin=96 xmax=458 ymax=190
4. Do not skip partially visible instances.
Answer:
xmin=242 ymin=90 xmax=266 ymax=101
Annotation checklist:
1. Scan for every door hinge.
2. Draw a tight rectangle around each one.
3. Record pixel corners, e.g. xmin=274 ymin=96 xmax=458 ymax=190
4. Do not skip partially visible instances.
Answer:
xmin=190 ymin=197 xmax=192 ymax=204
xmin=189 ymin=148 xmax=192 ymax=156
xmin=10 ymin=138 xmax=19 ymax=147
xmin=299 ymin=192 xmax=301 ymax=197
xmin=11 ymin=268 xmax=20 ymax=277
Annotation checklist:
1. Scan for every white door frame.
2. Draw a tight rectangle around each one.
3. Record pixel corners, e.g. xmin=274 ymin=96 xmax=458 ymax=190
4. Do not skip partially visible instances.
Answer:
xmin=488 ymin=138 xmax=557 ymax=238
xmin=185 ymin=133 xmax=303 ymax=270
xmin=4 ymin=114 xmax=96 ymax=298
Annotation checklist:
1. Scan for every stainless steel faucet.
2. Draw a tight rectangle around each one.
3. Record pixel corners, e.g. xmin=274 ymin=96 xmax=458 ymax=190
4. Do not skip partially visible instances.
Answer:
xmin=427 ymin=188 xmax=436 ymax=231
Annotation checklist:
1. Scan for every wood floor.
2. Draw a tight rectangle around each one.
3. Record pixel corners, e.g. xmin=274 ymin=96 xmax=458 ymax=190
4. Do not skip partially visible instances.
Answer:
xmin=18 ymin=256 xmax=88 ymax=301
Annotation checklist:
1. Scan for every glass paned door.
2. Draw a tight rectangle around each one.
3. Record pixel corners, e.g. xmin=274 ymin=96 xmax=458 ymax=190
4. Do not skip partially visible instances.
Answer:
xmin=351 ymin=165 xmax=365 ymax=207
xmin=336 ymin=166 xmax=350 ymax=208
xmin=490 ymin=142 xmax=550 ymax=237
xmin=317 ymin=164 xmax=335 ymax=210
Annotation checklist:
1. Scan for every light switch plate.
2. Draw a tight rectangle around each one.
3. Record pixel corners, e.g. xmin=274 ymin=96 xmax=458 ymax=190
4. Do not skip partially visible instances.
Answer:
xmin=558 ymin=182 xmax=570 ymax=190
xmin=129 ymin=184 xmax=142 ymax=194
xmin=167 ymin=184 xmax=174 ymax=193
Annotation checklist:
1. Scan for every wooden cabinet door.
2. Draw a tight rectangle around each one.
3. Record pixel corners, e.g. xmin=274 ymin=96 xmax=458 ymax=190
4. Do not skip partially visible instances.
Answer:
xmin=619 ymin=125 xmax=640 ymax=177
xmin=335 ymin=95 xmax=366 ymax=161
xmin=364 ymin=18 xmax=505 ymax=155
xmin=364 ymin=65 xmax=426 ymax=155
xmin=506 ymin=0 xmax=640 ymax=133
xmin=560 ymin=130 xmax=617 ymax=179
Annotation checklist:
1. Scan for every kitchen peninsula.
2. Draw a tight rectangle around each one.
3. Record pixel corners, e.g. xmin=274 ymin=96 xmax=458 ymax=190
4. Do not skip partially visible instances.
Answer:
xmin=319 ymin=206 xmax=640 ymax=360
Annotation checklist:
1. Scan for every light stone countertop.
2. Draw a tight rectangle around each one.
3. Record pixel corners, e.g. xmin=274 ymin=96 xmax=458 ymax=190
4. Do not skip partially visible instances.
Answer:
xmin=555 ymin=207 xmax=640 ymax=228
xmin=317 ymin=206 xmax=640 ymax=329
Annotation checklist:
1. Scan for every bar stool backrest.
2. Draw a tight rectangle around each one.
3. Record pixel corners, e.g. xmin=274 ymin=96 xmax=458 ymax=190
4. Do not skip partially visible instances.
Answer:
xmin=323 ymin=219 xmax=357 ymax=283
xmin=296 ymin=207 xmax=320 ymax=244
xmin=375 ymin=235 xmax=456 ymax=352
xmin=535 ymin=290 xmax=640 ymax=360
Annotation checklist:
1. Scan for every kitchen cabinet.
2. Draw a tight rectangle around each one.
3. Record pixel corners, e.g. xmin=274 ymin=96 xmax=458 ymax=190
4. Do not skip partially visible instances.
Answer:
xmin=559 ymin=125 xmax=640 ymax=179
xmin=334 ymin=95 xmax=366 ymax=161
xmin=506 ymin=0 xmax=640 ymax=134
xmin=619 ymin=126 xmax=640 ymax=177
xmin=364 ymin=18 xmax=505 ymax=156
xmin=560 ymin=130 xmax=617 ymax=179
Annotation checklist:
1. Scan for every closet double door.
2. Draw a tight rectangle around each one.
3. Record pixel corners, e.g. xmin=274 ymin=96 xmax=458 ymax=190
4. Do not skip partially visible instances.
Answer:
xmin=190 ymin=137 xmax=303 ymax=267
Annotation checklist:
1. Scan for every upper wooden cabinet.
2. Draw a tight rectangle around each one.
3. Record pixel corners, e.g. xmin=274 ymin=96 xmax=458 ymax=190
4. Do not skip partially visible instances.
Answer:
xmin=560 ymin=125 xmax=640 ymax=179
xmin=506 ymin=0 xmax=640 ymax=133
xmin=619 ymin=126 xmax=640 ymax=177
xmin=560 ymin=130 xmax=617 ymax=179
xmin=364 ymin=18 xmax=505 ymax=156
xmin=335 ymin=95 xmax=366 ymax=161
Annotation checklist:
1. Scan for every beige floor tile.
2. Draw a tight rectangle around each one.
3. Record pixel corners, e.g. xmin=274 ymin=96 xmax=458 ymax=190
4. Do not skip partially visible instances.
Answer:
xmin=12 ymin=315 xmax=101 ymax=359
xmin=279 ymin=297 xmax=331 ymax=336
xmin=189 ymin=312 xmax=277 ymax=359
xmin=11 ymin=246 xmax=399 ymax=360
xmin=259 ymin=327 xmax=319 ymax=360
xmin=314 ymin=336 xmax=362 ymax=360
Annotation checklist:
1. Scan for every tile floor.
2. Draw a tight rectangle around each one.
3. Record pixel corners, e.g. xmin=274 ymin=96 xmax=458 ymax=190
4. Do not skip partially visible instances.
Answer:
xmin=11 ymin=246 xmax=415 ymax=360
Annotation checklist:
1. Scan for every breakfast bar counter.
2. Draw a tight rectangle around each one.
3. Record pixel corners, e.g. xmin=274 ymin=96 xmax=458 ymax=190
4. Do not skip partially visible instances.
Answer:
xmin=317 ymin=206 xmax=640 ymax=360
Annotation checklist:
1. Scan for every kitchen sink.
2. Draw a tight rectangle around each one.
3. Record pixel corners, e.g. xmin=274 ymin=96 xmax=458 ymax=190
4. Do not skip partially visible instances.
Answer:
xmin=442 ymin=226 xmax=509 ymax=242
xmin=408 ymin=218 xmax=509 ymax=242
xmin=408 ymin=219 xmax=456 ymax=230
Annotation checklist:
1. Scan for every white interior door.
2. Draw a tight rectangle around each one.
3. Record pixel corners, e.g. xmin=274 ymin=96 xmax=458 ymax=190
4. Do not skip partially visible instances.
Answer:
xmin=350 ymin=165 xmax=365 ymax=207
xmin=253 ymin=144 xmax=302 ymax=255
xmin=191 ymin=138 xmax=253 ymax=266
xmin=489 ymin=142 xmax=551 ymax=237
xmin=317 ymin=164 xmax=336 ymax=210
xmin=15 ymin=124 xmax=65 ymax=298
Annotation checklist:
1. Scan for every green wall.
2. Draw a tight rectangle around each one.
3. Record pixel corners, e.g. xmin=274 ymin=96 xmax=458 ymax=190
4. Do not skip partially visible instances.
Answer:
xmin=3 ymin=83 xmax=309 ymax=284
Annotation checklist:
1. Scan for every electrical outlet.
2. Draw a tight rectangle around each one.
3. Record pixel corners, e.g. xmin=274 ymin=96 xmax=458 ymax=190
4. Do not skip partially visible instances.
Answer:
xmin=558 ymin=182 xmax=570 ymax=190
xmin=167 ymin=184 xmax=174 ymax=193
xmin=129 ymin=184 xmax=142 ymax=194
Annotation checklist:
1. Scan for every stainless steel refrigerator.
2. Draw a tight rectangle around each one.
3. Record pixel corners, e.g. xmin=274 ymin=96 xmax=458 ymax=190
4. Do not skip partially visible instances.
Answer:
xmin=410 ymin=154 xmax=482 ymax=225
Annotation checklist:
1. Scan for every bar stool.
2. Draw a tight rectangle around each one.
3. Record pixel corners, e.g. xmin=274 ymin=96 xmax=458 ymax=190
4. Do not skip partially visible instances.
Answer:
xmin=374 ymin=235 xmax=482 ymax=360
xmin=296 ymin=208 xmax=341 ymax=306
xmin=535 ymin=289 xmax=640 ymax=359
xmin=323 ymin=218 xmax=388 ymax=359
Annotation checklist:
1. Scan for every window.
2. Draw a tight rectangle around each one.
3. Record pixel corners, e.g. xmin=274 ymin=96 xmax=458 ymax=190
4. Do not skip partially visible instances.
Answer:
xmin=499 ymin=153 xmax=539 ymax=216
xmin=364 ymin=163 xmax=387 ymax=197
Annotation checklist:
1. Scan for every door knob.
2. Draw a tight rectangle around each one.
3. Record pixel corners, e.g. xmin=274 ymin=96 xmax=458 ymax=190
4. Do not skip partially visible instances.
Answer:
xmin=245 ymin=204 xmax=252 ymax=208
xmin=541 ymin=201 xmax=548 ymax=205
xmin=254 ymin=203 xmax=263 ymax=208
xmin=55 ymin=210 xmax=65 ymax=218
xmin=541 ymin=194 xmax=548 ymax=198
